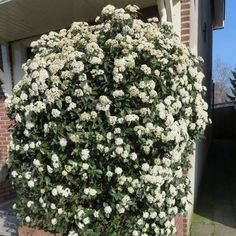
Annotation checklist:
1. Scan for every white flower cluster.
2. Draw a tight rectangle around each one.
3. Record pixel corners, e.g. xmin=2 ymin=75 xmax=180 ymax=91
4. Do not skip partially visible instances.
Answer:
xmin=7 ymin=4 xmax=209 ymax=236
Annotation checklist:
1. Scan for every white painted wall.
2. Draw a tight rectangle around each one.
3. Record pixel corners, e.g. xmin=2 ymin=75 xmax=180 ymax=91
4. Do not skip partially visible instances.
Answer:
xmin=187 ymin=0 xmax=213 ymax=232
xmin=11 ymin=37 xmax=38 ymax=87
xmin=172 ymin=0 xmax=181 ymax=36
xmin=0 ymin=44 xmax=13 ymax=96
xmin=1 ymin=37 xmax=38 ymax=96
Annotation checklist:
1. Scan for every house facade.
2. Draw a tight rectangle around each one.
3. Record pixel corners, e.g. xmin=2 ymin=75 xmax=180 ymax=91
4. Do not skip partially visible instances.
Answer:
xmin=0 ymin=0 xmax=225 ymax=234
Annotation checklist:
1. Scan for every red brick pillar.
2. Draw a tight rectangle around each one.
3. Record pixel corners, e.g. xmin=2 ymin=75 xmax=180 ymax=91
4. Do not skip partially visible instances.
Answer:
xmin=0 ymin=86 xmax=11 ymax=165
xmin=175 ymin=1 xmax=191 ymax=235
xmin=174 ymin=215 xmax=188 ymax=236
xmin=181 ymin=0 xmax=191 ymax=47
xmin=0 ymin=84 xmax=15 ymax=202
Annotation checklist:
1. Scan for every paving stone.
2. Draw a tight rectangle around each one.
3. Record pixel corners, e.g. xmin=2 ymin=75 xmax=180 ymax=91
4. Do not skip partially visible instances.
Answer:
xmin=190 ymin=139 xmax=236 ymax=236
xmin=214 ymin=223 xmax=236 ymax=236
xmin=190 ymin=222 xmax=214 ymax=236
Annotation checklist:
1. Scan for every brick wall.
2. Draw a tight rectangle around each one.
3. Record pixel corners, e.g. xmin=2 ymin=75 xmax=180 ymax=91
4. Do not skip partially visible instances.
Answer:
xmin=174 ymin=215 xmax=187 ymax=236
xmin=0 ymin=86 xmax=11 ymax=166
xmin=179 ymin=1 xmax=191 ymax=236
xmin=0 ymin=83 xmax=14 ymax=202
xmin=181 ymin=0 xmax=191 ymax=47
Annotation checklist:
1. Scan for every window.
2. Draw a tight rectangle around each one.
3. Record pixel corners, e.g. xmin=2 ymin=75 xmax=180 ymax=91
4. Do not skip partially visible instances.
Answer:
xmin=26 ymin=47 xmax=34 ymax=60
xmin=140 ymin=6 xmax=160 ymax=22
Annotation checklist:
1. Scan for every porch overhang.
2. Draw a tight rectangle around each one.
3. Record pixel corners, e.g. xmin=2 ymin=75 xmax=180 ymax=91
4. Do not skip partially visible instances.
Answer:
xmin=213 ymin=0 xmax=225 ymax=29
xmin=0 ymin=0 xmax=158 ymax=43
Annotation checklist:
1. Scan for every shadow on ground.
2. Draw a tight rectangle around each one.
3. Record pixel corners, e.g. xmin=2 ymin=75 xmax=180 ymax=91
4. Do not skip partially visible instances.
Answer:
xmin=191 ymin=138 xmax=236 ymax=236
xmin=0 ymin=200 xmax=18 ymax=236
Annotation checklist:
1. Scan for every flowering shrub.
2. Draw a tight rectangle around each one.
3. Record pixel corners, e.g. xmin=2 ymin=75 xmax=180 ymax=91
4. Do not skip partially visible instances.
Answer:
xmin=6 ymin=4 xmax=209 ymax=236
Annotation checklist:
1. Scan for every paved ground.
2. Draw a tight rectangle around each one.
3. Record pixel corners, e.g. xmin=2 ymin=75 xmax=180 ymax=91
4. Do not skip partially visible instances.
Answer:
xmin=0 ymin=200 xmax=18 ymax=236
xmin=190 ymin=139 xmax=236 ymax=236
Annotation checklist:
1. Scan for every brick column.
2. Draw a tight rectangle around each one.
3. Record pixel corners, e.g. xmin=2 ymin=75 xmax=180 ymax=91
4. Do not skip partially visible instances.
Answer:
xmin=0 ymin=86 xmax=11 ymax=166
xmin=177 ymin=1 xmax=191 ymax=235
xmin=0 ymin=84 xmax=15 ymax=202
xmin=181 ymin=0 xmax=191 ymax=47
xmin=174 ymin=215 xmax=188 ymax=236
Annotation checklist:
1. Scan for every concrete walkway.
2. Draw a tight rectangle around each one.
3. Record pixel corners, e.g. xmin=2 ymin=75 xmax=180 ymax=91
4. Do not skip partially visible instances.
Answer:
xmin=190 ymin=139 xmax=236 ymax=236
xmin=0 ymin=200 xmax=18 ymax=236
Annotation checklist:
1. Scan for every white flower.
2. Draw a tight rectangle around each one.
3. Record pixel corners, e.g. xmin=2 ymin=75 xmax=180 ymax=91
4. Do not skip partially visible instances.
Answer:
xmin=84 ymin=188 xmax=90 ymax=195
xmin=104 ymin=205 xmax=112 ymax=214
xmin=115 ymin=146 xmax=123 ymax=155
xmin=51 ymin=218 xmax=57 ymax=225
xmin=130 ymin=152 xmax=137 ymax=161
xmin=27 ymin=201 xmax=34 ymax=208
xmin=22 ymin=144 xmax=29 ymax=152
xmin=125 ymin=114 xmax=139 ymax=122
xmin=39 ymin=69 xmax=49 ymax=80
xmin=115 ymin=167 xmax=123 ymax=175
xmin=71 ymin=61 xmax=84 ymax=73
xmin=26 ymin=121 xmax=34 ymax=130
xmin=108 ymin=116 xmax=117 ymax=125
xmin=52 ymin=154 xmax=59 ymax=162
xmin=59 ymin=138 xmax=67 ymax=147
xmin=102 ymin=5 xmax=115 ymax=15
xmin=154 ymin=69 xmax=160 ymax=76
xmin=112 ymin=90 xmax=124 ymax=97
xmin=143 ymin=212 xmax=149 ymax=219
xmin=50 ymin=203 xmax=56 ymax=209
xmin=94 ymin=210 xmax=99 ymax=218
xmin=83 ymin=217 xmax=90 ymax=225
xmin=133 ymin=230 xmax=139 ymax=236
xmin=106 ymin=171 xmax=113 ymax=177
xmin=25 ymin=216 xmax=31 ymax=223
xmin=51 ymin=109 xmax=60 ymax=118
xmin=140 ymin=64 xmax=151 ymax=75
xmin=141 ymin=163 xmax=150 ymax=172
xmin=24 ymin=172 xmax=31 ymax=180
xmin=29 ymin=142 xmax=35 ymax=149
xmin=81 ymin=149 xmax=90 ymax=160
xmin=82 ymin=163 xmax=89 ymax=170
xmin=28 ymin=180 xmax=35 ymax=188
xmin=125 ymin=4 xmax=139 ymax=12
xmin=58 ymin=208 xmax=63 ymax=214
xmin=96 ymin=96 xmax=112 ymax=111
xmin=62 ymin=170 xmax=67 ymax=176
xmin=20 ymin=92 xmax=28 ymax=101
xmin=68 ymin=231 xmax=78 ymax=236
xmin=128 ymin=187 xmax=134 ymax=193
xmin=159 ymin=211 xmax=166 ymax=219
xmin=89 ymin=188 xmax=97 ymax=196
xmin=91 ymin=111 xmax=97 ymax=119
xmin=52 ymin=188 xmax=58 ymax=196
xmin=150 ymin=211 xmax=157 ymax=219
xmin=11 ymin=171 xmax=18 ymax=178
xmin=115 ymin=138 xmax=123 ymax=145
xmin=33 ymin=159 xmax=41 ymax=167
xmin=15 ymin=114 xmax=22 ymax=123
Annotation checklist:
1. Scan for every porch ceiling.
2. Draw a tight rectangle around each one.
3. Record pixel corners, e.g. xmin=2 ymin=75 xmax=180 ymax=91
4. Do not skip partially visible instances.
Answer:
xmin=0 ymin=0 xmax=156 ymax=43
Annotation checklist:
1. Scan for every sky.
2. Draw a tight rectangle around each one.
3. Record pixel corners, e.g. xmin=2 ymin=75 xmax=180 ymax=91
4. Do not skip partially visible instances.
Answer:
xmin=213 ymin=0 xmax=236 ymax=68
